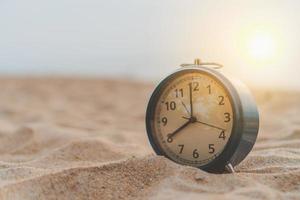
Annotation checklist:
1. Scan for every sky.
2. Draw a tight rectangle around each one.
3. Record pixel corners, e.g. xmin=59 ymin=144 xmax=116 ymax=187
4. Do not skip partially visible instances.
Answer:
xmin=0 ymin=0 xmax=299 ymax=89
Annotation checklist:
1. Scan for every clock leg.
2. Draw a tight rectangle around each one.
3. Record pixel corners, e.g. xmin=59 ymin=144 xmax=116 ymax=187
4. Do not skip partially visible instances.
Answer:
xmin=225 ymin=163 xmax=235 ymax=173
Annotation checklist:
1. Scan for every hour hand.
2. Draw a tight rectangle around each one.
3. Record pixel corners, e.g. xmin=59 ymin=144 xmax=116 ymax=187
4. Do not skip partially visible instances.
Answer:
xmin=168 ymin=120 xmax=191 ymax=139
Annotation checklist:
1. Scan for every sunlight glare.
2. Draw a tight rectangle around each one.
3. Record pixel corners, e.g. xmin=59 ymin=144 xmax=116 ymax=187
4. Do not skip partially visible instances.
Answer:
xmin=247 ymin=31 xmax=276 ymax=61
xmin=239 ymin=26 xmax=281 ymax=66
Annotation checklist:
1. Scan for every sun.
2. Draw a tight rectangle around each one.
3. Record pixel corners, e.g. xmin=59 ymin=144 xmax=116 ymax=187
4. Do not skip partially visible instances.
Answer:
xmin=247 ymin=31 xmax=276 ymax=61
xmin=239 ymin=27 xmax=281 ymax=65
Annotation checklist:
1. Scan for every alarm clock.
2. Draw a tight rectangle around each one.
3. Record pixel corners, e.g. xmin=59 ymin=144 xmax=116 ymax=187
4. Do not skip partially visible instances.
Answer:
xmin=145 ymin=59 xmax=259 ymax=173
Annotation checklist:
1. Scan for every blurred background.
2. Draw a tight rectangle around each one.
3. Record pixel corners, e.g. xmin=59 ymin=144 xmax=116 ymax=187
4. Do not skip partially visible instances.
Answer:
xmin=0 ymin=0 xmax=299 ymax=89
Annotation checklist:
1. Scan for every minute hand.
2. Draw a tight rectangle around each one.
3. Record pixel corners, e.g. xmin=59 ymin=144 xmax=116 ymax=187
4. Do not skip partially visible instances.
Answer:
xmin=189 ymin=83 xmax=193 ymax=117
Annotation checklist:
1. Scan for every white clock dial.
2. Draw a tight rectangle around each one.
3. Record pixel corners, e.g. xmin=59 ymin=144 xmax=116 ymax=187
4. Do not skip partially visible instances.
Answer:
xmin=153 ymin=71 xmax=234 ymax=166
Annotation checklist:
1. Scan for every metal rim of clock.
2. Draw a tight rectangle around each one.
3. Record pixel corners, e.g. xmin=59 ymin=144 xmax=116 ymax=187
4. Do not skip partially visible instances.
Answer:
xmin=146 ymin=66 xmax=252 ymax=173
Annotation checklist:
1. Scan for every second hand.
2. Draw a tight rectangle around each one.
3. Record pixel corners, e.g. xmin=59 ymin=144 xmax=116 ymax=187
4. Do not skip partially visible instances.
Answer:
xmin=182 ymin=116 xmax=225 ymax=131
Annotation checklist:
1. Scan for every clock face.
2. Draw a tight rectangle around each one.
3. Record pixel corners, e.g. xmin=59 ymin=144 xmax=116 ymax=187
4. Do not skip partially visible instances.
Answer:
xmin=151 ymin=70 xmax=234 ymax=167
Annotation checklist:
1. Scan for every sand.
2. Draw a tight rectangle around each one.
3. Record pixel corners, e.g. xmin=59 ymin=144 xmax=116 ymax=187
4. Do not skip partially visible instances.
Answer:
xmin=0 ymin=78 xmax=299 ymax=200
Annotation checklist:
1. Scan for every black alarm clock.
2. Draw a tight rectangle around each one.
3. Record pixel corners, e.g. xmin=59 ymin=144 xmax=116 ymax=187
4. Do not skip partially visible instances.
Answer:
xmin=146 ymin=59 xmax=259 ymax=173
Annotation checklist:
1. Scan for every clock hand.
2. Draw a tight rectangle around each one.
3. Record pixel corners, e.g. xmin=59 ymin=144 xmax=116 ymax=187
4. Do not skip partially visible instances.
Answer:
xmin=181 ymin=101 xmax=190 ymax=116
xmin=182 ymin=116 xmax=225 ymax=131
xmin=189 ymin=82 xmax=193 ymax=117
xmin=168 ymin=120 xmax=191 ymax=139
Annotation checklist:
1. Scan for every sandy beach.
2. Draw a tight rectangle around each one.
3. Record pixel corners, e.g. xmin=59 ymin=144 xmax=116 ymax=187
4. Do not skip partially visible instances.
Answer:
xmin=0 ymin=78 xmax=299 ymax=200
